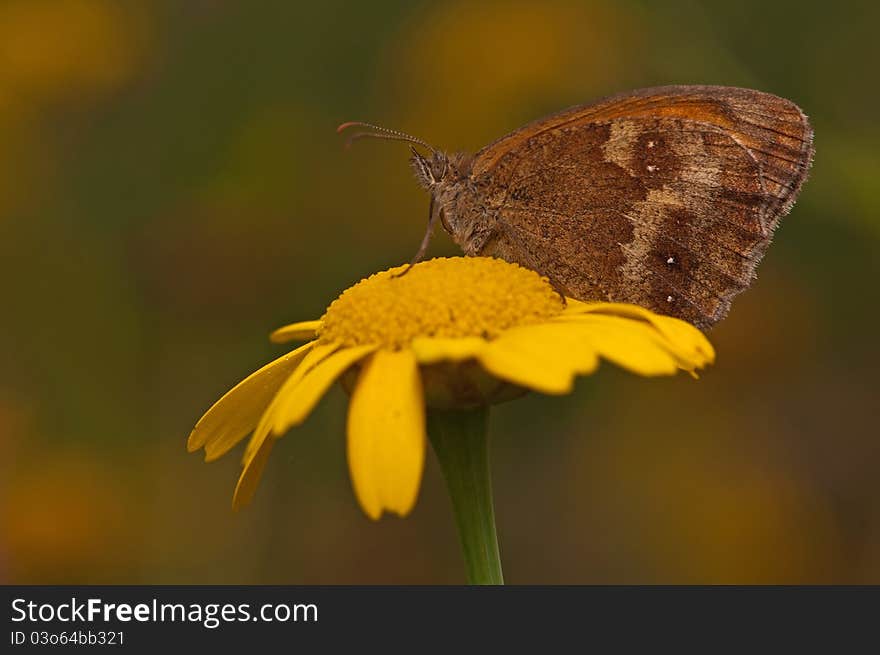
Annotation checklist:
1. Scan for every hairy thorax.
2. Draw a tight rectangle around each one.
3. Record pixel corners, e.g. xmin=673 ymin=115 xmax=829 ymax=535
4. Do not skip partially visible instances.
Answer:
xmin=433 ymin=152 xmax=497 ymax=255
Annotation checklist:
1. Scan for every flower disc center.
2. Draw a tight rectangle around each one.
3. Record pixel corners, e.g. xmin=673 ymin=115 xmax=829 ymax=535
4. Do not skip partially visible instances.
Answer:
xmin=319 ymin=257 xmax=564 ymax=348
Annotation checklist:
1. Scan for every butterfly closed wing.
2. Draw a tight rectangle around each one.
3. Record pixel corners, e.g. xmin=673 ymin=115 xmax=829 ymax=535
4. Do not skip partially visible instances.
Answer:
xmin=339 ymin=85 xmax=814 ymax=329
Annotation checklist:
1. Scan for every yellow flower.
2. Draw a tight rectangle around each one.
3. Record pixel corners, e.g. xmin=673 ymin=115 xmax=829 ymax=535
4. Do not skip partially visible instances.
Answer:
xmin=187 ymin=257 xmax=714 ymax=520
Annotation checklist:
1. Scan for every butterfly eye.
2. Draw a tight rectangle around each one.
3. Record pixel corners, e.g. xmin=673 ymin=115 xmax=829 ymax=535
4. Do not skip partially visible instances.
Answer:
xmin=431 ymin=154 xmax=448 ymax=180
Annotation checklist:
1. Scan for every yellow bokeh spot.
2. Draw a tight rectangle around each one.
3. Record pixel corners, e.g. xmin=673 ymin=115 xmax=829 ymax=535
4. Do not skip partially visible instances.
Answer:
xmin=320 ymin=257 xmax=564 ymax=348
xmin=0 ymin=0 xmax=144 ymax=102
xmin=380 ymin=0 xmax=642 ymax=146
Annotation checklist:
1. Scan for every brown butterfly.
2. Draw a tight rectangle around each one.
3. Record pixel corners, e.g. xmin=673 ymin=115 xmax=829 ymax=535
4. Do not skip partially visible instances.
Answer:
xmin=338 ymin=85 xmax=814 ymax=329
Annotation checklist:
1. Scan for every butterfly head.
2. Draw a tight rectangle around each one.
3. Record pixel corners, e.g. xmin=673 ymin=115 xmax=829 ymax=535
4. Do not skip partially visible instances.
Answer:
xmin=409 ymin=147 xmax=449 ymax=190
xmin=411 ymin=147 xmax=475 ymax=190
xmin=336 ymin=121 xmax=475 ymax=250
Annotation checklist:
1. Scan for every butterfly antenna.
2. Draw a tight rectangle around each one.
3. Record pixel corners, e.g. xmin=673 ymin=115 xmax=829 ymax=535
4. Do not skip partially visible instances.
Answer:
xmin=337 ymin=121 xmax=435 ymax=153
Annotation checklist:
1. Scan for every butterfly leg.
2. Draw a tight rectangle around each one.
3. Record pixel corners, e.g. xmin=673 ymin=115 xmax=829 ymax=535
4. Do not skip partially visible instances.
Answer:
xmin=546 ymin=276 xmax=569 ymax=306
xmin=394 ymin=196 xmax=440 ymax=277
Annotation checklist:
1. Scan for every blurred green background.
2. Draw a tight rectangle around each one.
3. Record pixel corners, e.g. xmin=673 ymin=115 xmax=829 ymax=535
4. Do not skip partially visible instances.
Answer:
xmin=1 ymin=0 xmax=878 ymax=584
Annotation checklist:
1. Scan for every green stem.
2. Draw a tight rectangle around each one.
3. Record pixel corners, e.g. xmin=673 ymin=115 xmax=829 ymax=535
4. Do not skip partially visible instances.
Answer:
xmin=427 ymin=406 xmax=503 ymax=585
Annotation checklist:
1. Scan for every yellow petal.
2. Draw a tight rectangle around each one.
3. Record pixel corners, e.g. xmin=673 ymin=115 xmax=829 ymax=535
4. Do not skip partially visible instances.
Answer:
xmin=585 ymin=303 xmax=715 ymax=363
xmin=558 ymin=297 xmax=595 ymax=315
xmin=347 ymin=349 xmax=426 ymax=520
xmin=559 ymin=302 xmax=714 ymax=364
xmin=232 ymin=437 xmax=275 ymax=510
xmin=478 ymin=324 xmax=598 ymax=394
xmin=236 ymin=343 xmax=366 ymax=496
xmin=410 ymin=336 xmax=487 ymax=364
xmin=571 ymin=301 xmax=645 ymax=317
xmin=240 ymin=340 xmax=341 ymax=464
xmin=240 ymin=394 xmax=280 ymax=466
xmin=563 ymin=315 xmax=681 ymax=376
xmin=647 ymin=314 xmax=715 ymax=365
xmin=276 ymin=340 xmax=342 ymax=393
xmin=271 ymin=344 xmax=378 ymax=435
xmin=188 ymin=341 xmax=315 ymax=459
xmin=270 ymin=320 xmax=323 ymax=344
